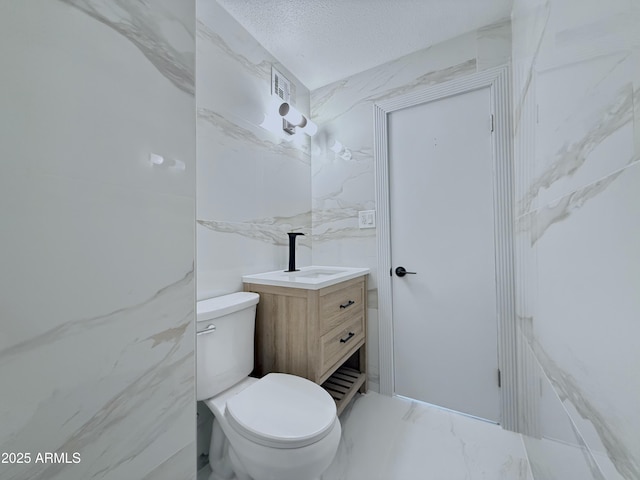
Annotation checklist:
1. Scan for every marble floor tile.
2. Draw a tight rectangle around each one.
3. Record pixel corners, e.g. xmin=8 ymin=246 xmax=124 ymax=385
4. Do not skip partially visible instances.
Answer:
xmin=322 ymin=392 xmax=532 ymax=480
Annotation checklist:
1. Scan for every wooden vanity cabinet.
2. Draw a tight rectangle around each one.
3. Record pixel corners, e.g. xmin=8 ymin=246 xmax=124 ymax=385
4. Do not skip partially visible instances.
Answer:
xmin=243 ymin=275 xmax=367 ymax=414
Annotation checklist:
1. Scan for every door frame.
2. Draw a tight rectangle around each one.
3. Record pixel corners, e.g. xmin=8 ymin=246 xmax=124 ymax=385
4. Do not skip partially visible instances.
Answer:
xmin=373 ymin=66 xmax=518 ymax=430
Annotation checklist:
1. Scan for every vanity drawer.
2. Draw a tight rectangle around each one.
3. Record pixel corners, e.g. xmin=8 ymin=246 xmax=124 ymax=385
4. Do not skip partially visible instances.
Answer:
xmin=319 ymin=280 xmax=364 ymax=334
xmin=319 ymin=315 xmax=364 ymax=377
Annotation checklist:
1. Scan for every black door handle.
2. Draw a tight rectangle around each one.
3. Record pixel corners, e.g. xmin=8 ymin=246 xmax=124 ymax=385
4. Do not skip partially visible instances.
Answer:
xmin=395 ymin=266 xmax=417 ymax=277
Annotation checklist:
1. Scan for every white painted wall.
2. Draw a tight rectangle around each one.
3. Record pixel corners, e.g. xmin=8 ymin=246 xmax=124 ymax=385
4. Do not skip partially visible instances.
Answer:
xmin=0 ymin=1 xmax=196 ymax=479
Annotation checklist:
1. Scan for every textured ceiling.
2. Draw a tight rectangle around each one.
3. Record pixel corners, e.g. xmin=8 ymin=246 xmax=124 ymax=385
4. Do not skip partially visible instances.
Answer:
xmin=216 ymin=0 xmax=513 ymax=90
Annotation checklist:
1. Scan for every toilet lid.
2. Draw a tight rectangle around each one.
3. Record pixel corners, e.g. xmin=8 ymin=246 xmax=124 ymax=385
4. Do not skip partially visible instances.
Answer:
xmin=225 ymin=373 xmax=337 ymax=449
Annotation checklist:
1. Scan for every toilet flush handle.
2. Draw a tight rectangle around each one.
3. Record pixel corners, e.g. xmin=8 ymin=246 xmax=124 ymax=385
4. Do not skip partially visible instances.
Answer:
xmin=197 ymin=324 xmax=217 ymax=336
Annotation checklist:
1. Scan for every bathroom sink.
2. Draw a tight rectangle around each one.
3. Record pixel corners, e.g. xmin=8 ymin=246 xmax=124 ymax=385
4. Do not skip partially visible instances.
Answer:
xmin=291 ymin=268 xmax=348 ymax=278
xmin=242 ymin=266 xmax=369 ymax=290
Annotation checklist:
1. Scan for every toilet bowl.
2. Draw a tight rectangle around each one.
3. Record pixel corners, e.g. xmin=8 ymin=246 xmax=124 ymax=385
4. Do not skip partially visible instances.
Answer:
xmin=197 ymin=293 xmax=341 ymax=480
xmin=205 ymin=374 xmax=341 ymax=480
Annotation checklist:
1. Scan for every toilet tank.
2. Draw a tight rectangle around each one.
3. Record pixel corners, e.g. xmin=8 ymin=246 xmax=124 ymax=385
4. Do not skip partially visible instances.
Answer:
xmin=196 ymin=292 xmax=259 ymax=401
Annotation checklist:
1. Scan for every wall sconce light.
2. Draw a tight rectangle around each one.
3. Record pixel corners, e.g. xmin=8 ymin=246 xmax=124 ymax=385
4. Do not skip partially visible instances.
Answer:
xmin=148 ymin=153 xmax=186 ymax=171
xmin=329 ymin=139 xmax=344 ymax=154
xmin=327 ymin=138 xmax=352 ymax=161
xmin=278 ymin=102 xmax=317 ymax=136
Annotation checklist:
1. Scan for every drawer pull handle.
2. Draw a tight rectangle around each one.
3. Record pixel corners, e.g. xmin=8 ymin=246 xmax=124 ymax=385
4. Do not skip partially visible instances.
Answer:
xmin=340 ymin=300 xmax=355 ymax=309
xmin=340 ymin=332 xmax=355 ymax=343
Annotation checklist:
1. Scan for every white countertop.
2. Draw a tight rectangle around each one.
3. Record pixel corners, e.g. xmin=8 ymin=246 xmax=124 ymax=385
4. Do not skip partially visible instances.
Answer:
xmin=242 ymin=266 xmax=370 ymax=290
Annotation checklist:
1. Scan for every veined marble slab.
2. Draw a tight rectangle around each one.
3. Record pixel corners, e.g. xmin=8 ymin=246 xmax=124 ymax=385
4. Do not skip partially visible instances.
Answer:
xmin=512 ymin=1 xmax=640 ymax=477
xmin=0 ymin=1 xmax=196 ymax=478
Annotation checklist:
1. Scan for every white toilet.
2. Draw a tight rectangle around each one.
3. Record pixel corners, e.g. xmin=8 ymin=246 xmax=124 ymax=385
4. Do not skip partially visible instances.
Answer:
xmin=197 ymin=292 xmax=341 ymax=480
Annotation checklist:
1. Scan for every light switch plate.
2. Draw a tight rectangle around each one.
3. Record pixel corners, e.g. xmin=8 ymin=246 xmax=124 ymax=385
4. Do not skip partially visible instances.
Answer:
xmin=358 ymin=210 xmax=376 ymax=229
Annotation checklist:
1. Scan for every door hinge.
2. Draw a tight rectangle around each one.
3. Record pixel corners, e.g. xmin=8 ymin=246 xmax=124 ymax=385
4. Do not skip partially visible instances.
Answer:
xmin=498 ymin=369 xmax=502 ymax=388
xmin=490 ymin=114 xmax=495 ymax=133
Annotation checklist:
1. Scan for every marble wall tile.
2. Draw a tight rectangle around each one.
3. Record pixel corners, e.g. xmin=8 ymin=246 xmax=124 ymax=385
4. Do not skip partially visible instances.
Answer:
xmin=197 ymin=114 xmax=310 ymax=223
xmin=532 ymin=161 xmax=640 ymax=479
xmin=142 ymin=443 xmax=197 ymax=480
xmin=60 ymin=0 xmax=195 ymax=95
xmin=514 ymin=0 xmax=636 ymax=213
xmin=511 ymin=1 xmax=550 ymax=215
xmin=311 ymin=33 xmax=478 ymax=125
xmin=477 ymin=18 xmax=513 ymax=71
xmin=0 ymin=3 xmax=195 ymax=200
xmin=519 ymin=329 xmax=606 ymax=479
xmin=523 ymin=435 xmax=606 ymax=480
xmin=634 ymin=3 xmax=640 ymax=156
xmin=0 ymin=0 xmax=195 ymax=478
xmin=512 ymin=61 xmax=539 ymax=215
xmin=197 ymin=220 xmax=311 ymax=300
xmin=196 ymin=1 xmax=312 ymax=298
xmin=635 ymin=73 xmax=640 ymax=154
xmin=528 ymin=54 xmax=634 ymax=211
xmin=195 ymin=17 xmax=310 ymax=150
xmin=544 ymin=1 xmax=631 ymax=68
xmin=513 ymin=1 xmax=640 ymax=478
xmin=634 ymin=53 xmax=640 ymax=155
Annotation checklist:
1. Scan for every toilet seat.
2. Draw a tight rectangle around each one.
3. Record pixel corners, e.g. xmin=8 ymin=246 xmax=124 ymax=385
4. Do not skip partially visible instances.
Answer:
xmin=225 ymin=373 xmax=337 ymax=449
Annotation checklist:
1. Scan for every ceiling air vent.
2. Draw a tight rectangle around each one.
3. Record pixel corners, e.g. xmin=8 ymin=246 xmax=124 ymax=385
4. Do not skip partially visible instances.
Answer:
xmin=272 ymin=67 xmax=293 ymax=102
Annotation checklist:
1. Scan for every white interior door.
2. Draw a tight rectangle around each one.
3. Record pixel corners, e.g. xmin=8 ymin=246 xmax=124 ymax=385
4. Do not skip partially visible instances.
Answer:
xmin=388 ymin=86 xmax=500 ymax=423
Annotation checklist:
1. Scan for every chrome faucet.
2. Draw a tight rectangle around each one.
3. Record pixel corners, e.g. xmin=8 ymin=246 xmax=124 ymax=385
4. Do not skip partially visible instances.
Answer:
xmin=285 ymin=232 xmax=305 ymax=272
